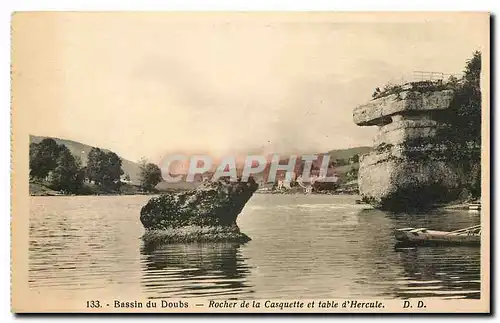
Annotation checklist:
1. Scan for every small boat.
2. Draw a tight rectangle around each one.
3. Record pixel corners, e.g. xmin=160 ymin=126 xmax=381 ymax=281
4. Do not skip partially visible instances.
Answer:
xmin=394 ymin=225 xmax=481 ymax=247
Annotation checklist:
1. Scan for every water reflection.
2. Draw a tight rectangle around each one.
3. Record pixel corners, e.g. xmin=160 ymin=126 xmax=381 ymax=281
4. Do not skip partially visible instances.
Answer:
xmin=140 ymin=242 xmax=254 ymax=299
xmin=356 ymin=208 xmax=481 ymax=299
xmin=28 ymin=195 xmax=481 ymax=301
xmin=394 ymin=247 xmax=480 ymax=299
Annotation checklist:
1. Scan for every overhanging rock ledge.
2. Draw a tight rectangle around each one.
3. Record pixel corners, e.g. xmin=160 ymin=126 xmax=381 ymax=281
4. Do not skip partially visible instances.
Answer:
xmin=140 ymin=177 xmax=258 ymax=244
xmin=353 ymin=87 xmax=460 ymax=210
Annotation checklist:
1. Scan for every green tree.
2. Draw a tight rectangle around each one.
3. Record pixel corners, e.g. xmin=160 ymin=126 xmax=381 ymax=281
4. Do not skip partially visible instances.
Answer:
xmin=46 ymin=145 xmax=83 ymax=193
xmin=86 ymin=147 xmax=105 ymax=184
xmin=447 ymin=75 xmax=459 ymax=88
xmin=346 ymin=166 xmax=359 ymax=181
xmin=313 ymin=180 xmax=338 ymax=192
xmin=350 ymin=154 xmax=360 ymax=164
xmin=86 ymin=147 xmax=124 ymax=190
xmin=102 ymin=151 xmax=124 ymax=189
xmin=335 ymin=158 xmax=348 ymax=166
xmin=440 ymin=51 xmax=481 ymax=154
xmin=29 ymin=138 xmax=61 ymax=179
xmin=139 ymin=160 xmax=163 ymax=191
xmin=437 ymin=51 xmax=482 ymax=199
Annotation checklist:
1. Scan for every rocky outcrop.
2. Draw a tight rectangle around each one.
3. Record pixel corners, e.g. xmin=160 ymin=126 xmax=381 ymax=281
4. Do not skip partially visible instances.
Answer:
xmin=353 ymin=89 xmax=454 ymax=126
xmin=140 ymin=177 xmax=258 ymax=243
xmin=354 ymin=85 xmax=460 ymax=210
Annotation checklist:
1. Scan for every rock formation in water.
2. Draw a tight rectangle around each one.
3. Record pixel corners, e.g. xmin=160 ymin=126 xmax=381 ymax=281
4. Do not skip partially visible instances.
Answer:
xmin=140 ymin=177 xmax=258 ymax=244
xmin=353 ymin=83 xmax=460 ymax=210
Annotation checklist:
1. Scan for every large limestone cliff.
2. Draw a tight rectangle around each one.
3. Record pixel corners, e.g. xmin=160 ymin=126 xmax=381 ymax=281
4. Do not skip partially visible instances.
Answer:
xmin=354 ymin=86 xmax=460 ymax=210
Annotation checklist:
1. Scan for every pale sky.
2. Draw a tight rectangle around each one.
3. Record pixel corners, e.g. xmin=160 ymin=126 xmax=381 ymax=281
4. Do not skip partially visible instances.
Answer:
xmin=13 ymin=13 xmax=488 ymax=163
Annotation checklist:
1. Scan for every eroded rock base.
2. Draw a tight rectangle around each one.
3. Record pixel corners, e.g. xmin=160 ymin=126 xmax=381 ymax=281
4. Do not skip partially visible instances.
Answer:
xmin=142 ymin=225 xmax=251 ymax=245
xmin=358 ymin=150 xmax=460 ymax=211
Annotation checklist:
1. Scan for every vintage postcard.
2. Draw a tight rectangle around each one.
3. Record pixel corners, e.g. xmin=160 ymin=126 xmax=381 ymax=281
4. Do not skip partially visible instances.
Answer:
xmin=11 ymin=12 xmax=490 ymax=313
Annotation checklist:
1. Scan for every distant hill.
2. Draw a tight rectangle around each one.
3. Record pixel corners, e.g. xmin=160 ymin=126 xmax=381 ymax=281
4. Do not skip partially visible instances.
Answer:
xmin=325 ymin=146 xmax=372 ymax=160
xmin=29 ymin=135 xmax=372 ymax=188
xmin=30 ymin=135 xmax=142 ymax=184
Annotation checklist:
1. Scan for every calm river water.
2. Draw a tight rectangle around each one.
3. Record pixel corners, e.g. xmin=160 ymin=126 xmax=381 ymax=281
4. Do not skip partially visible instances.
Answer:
xmin=29 ymin=194 xmax=480 ymax=301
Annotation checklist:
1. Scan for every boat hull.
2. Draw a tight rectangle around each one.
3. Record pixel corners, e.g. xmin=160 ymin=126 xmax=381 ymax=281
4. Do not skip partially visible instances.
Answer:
xmin=394 ymin=228 xmax=480 ymax=247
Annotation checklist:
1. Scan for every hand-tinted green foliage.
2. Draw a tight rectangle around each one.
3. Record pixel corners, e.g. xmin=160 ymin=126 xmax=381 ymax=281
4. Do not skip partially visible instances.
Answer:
xmin=139 ymin=161 xmax=163 ymax=192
